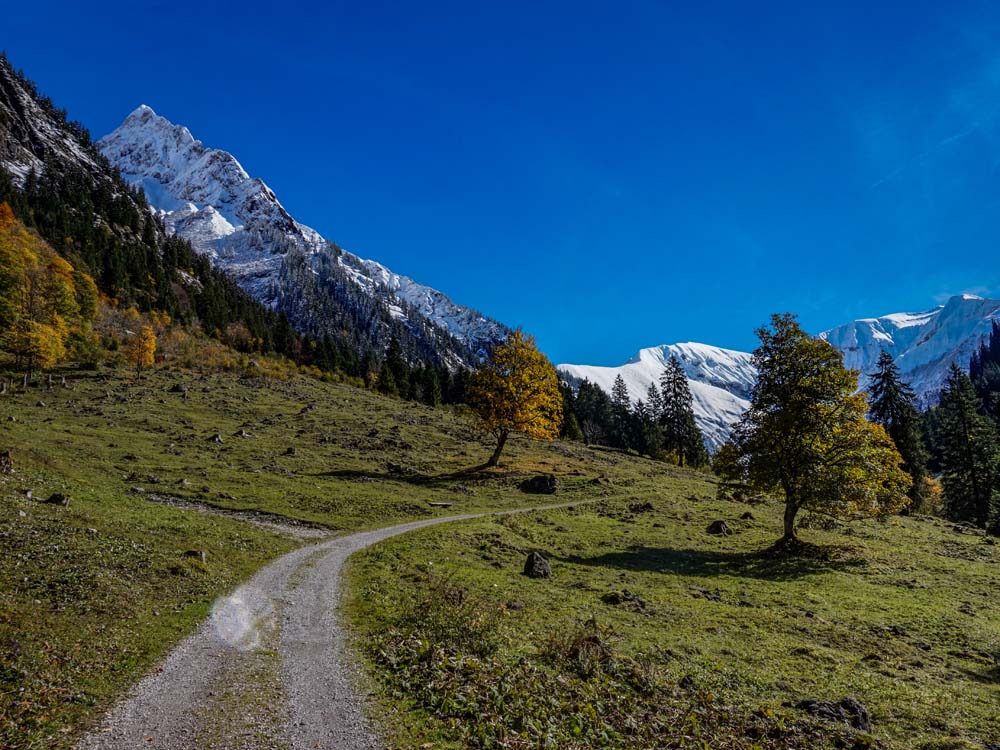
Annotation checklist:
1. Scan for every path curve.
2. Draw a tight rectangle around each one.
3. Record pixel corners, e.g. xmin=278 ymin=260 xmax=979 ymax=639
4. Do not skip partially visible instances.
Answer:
xmin=76 ymin=502 xmax=583 ymax=750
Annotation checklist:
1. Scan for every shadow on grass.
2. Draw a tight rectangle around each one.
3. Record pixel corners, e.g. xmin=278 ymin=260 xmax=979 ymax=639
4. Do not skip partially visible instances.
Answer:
xmin=312 ymin=464 xmax=498 ymax=487
xmin=559 ymin=540 xmax=865 ymax=581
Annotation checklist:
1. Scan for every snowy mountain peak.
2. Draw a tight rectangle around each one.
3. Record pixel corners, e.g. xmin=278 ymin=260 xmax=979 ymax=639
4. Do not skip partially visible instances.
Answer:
xmin=560 ymin=294 xmax=1000 ymax=449
xmin=558 ymin=343 xmax=756 ymax=449
xmin=98 ymin=107 xmax=508 ymax=367
xmin=820 ymin=294 xmax=1000 ymax=404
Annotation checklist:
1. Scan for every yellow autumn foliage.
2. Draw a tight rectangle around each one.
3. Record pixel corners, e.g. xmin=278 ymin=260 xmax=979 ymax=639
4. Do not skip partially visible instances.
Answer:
xmin=0 ymin=202 xmax=98 ymax=374
xmin=468 ymin=329 xmax=563 ymax=466
xmin=127 ymin=325 xmax=157 ymax=373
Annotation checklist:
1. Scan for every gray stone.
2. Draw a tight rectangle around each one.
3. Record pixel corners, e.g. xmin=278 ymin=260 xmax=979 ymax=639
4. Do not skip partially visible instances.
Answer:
xmin=523 ymin=551 xmax=552 ymax=578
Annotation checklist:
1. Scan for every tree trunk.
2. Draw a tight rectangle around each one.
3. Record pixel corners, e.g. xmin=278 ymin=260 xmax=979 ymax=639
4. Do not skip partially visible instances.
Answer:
xmin=782 ymin=501 xmax=799 ymax=542
xmin=487 ymin=430 xmax=509 ymax=467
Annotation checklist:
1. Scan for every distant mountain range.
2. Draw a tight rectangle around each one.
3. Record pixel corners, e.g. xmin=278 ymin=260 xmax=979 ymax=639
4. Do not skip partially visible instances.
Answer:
xmin=96 ymin=105 xmax=507 ymax=369
xmin=559 ymin=294 xmax=1000 ymax=448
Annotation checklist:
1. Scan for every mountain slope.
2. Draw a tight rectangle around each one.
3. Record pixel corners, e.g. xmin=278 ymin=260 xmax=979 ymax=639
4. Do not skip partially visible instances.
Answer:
xmin=97 ymin=105 xmax=507 ymax=368
xmin=0 ymin=53 xmax=310 ymax=362
xmin=558 ymin=343 xmax=756 ymax=449
xmin=818 ymin=294 xmax=1000 ymax=406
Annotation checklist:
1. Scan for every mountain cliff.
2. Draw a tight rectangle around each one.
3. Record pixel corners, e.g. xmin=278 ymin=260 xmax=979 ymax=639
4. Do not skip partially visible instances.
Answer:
xmin=97 ymin=105 xmax=507 ymax=368
xmin=818 ymin=294 xmax=1000 ymax=406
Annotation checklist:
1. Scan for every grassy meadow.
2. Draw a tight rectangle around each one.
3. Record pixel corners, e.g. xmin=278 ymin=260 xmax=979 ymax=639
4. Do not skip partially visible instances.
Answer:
xmin=347 ymin=482 xmax=1000 ymax=749
xmin=0 ymin=363 xmax=671 ymax=748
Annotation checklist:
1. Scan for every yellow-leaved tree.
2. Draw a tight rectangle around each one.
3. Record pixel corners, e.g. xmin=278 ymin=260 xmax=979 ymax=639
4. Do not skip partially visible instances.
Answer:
xmin=127 ymin=324 xmax=157 ymax=374
xmin=468 ymin=329 xmax=563 ymax=467
xmin=0 ymin=203 xmax=98 ymax=377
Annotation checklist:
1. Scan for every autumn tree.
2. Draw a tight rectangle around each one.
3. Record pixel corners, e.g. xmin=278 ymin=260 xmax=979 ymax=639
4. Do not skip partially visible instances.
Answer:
xmin=468 ymin=329 xmax=563 ymax=467
xmin=126 ymin=324 xmax=157 ymax=374
xmin=0 ymin=203 xmax=97 ymax=377
xmin=719 ymin=314 xmax=910 ymax=544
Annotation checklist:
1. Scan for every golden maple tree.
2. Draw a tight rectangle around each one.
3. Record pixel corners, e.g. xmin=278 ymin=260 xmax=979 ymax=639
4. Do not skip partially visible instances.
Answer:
xmin=468 ymin=329 xmax=563 ymax=467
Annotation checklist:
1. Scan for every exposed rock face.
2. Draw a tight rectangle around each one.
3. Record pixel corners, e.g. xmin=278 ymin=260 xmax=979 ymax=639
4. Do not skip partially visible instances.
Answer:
xmin=97 ymin=106 xmax=508 ymax=369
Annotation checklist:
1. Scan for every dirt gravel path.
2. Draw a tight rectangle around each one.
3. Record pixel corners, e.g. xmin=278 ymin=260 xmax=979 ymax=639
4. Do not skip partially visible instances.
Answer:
xmin=76 ymin=502 xmax=583 ymax=750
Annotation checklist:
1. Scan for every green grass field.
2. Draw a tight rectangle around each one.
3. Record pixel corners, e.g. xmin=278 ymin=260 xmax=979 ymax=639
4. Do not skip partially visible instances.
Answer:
xmin=0 ymin=364 xmax=673 ymax=748
xmin=4 ymin=363 xmax=999 ymax=749
xmin=347 ymin=483 xmax=1000 ymax=749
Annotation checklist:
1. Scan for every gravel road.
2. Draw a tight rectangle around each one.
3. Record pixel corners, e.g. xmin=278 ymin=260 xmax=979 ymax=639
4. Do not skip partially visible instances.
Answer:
xmin=76 ymin=503 xmax=580 ymax=750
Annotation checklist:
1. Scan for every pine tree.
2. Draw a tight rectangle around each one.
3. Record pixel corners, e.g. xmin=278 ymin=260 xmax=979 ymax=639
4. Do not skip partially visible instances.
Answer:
xmin=610 ymin=374 xmax=632 ymax=450
xmin=970 ymin=320 xmax=1000 ymax=420
xmin=659 ymin=355 xmax=705 ymax=467
xmin=575 ymin=379 xmax=613 ymax=445
xmin=868 ymin=351 xmax=932 ymax=511
xmin=937 ymin=364 xmax=1000 ymax=530
xmin=646 ymin=381 xmax=664 ymax=423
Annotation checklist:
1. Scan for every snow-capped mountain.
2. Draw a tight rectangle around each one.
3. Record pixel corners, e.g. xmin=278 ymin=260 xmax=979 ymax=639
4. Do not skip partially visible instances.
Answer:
xmin=819 ymin=294 xmax=1000 ymax=406
xmin=558 ymin=343 xmax=757 ymax=449
xmin=97 ymin=105 xmax=507 ymax=367
xmin=559 ymin=295 xmax=1000 ymax=449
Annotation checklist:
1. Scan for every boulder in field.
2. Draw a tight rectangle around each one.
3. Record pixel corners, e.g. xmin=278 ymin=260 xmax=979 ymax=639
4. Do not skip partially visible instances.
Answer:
xmin=523 ymin=551 xmax=551 ymax=578
xmin=520 ymin=474 xmax=558 ymax=495
xmin=707 ymin=520 xmax=731 ymax=536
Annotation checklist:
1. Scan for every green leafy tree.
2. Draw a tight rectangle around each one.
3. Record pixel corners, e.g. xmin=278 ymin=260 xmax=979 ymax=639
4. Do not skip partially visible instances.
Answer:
xmin=937 ymin=364 xmax=1000 ymax=530
xmin=720 ymin=314 xmax=910 ymax=544
xmin=868 ymin=351 xmax=932 ymax=511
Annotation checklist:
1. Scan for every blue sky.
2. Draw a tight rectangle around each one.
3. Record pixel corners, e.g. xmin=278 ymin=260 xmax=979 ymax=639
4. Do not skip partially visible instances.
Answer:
xmin=7 ymin=1 xmax=1000 ymax=364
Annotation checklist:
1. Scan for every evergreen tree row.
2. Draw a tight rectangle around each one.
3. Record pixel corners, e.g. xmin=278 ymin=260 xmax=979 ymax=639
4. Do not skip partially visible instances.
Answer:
xmin=874 ymin=340 xmax=1000 ymax=533
xmin=561 ymin=356 xmax=708 ymax=466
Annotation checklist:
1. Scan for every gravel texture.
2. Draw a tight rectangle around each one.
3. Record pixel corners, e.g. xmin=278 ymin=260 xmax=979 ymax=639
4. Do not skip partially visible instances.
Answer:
xmin=76 ymin=503 xmax=581 ymax=749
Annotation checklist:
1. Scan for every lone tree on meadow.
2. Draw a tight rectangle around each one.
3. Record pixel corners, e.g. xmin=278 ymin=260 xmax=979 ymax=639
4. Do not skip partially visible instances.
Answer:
xmin=126 ymin=324 xmax=157 ymax=375
xmin=717 ymin=314 xmax=910 ymax=544
xmin=468 ymin=329 xmax=563 ymax=467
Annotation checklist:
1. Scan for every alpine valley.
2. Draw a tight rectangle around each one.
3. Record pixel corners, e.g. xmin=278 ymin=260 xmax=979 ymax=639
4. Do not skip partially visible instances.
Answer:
xmin=3 ymin=50 xmax=999 ymax=448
